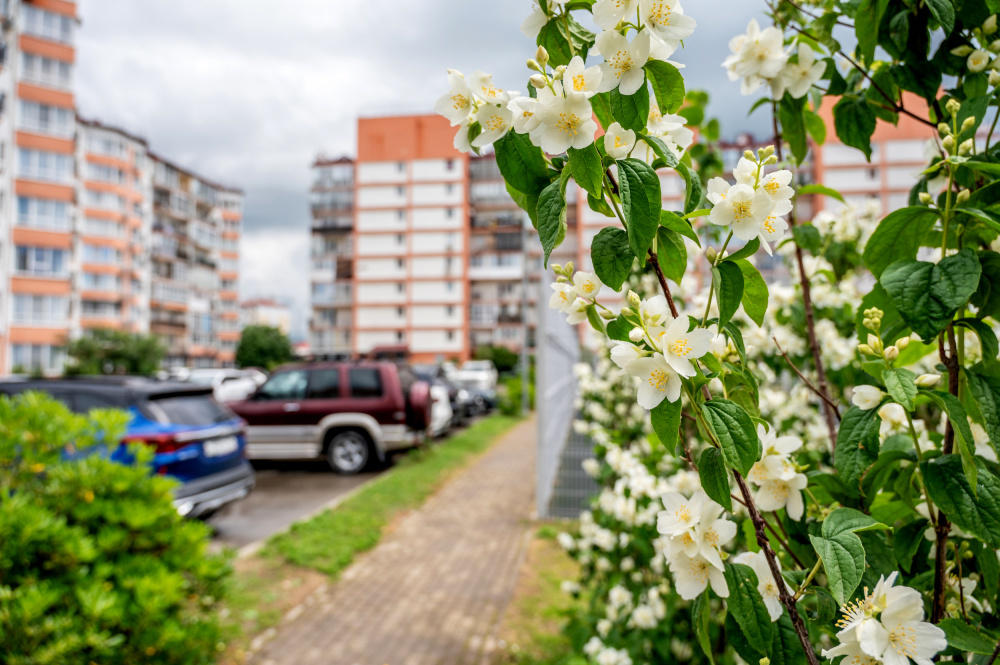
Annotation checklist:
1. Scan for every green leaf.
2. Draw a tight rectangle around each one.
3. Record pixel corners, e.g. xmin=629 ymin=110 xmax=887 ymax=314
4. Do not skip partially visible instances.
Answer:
xmin=610 ymin=83 xmax=649 ymax=133
xmin=585 ymin=304 xmax=605 ymax=333
xmin=712 ymin=261 xmax=744 ymax=329
xmin=925 ymin=0 xmax=956 ymax=32
xmin=505 ymin=182 xmax=539 ymax=228
xmin=832 ymin=96 xmax=878 ymax=161
xmin=956 ymin=318 xmax=1000 ymax=371
xmin=862 ymin=206 xmax=940 ymax=278
xmin=723 ymin=563 xmax=774 ymax=653
xmin=857 ymin=0 xmax=890 ymax=64
xmin=645 ymin=60 xmax=685 ymax=114
xmin=590 ymin=227 xmax=633 ymax=292
xmin=639 ymin=133 xmax=680 ymax=168
xmin=882 ymin=367 xmax=917 ymax=411
xmin=735 ymin=259 xmax=768 ymax=327
xmin=725 ymin=238 xmax=760 ymax=262
xmin=702 ymin=399 xmax=760 ymax=476
xmin=537 ymin=180 xmax=567 ymax=267
xmin=809 ymin=532 xmax=866 ymax=606
xmin=779 ymin=96 xmax=808 ymax=164
xmin=618 ymin=158 xmax=662 ymax=260
xmin=804 ymin=108 xmax=827 ymax=145
xmin=940 ymin=618 xmax=998 ymax=655
xmin=965 ymin=369 xmax=1000 ymax=461
xmin=606 ymin=314 xmax=632 ymax=342
xmin=893 ymin=519 xmax=929 ymax=573
xmin=656 ymin=227 xmax=687 ymax=284
xmin=880 ymin=249 xmax=982 ymax=342
xmin=676 ymin=161 xmax=703 ymax=214
xmin=726 ymin=613 xmax=762 ymax=662
xmin=796 ymin=184 xmax=845 ymax=203
xmin=922 ymin=389 xmax=979 ymax=489
xmin=791 ymin=225 xmax=822 ymax=254
xmin=660 ymin=209 xmax=701 ymax=246
xmin=692 ymin=592 xmax=716 ymax=665
xmin=821 ymin=507 xmax=889 ymax=538
xmin=537 ymin=15 xmax=596 ymax=68
xmin=567 ymin=144 xmax=604 ymax=199
xmin=972 ymin=250 xmax=1000 ymax=318
xmin=923 ymin=455 xmax=1000 ymax=549
xmin=651 ymin=398 xmax=682 ymax=454
xmin=495 ymin=131 xmax=550 ymax=196
xmin=835 ymin=406 xmax=881 ymax=495
xmin=591 ymin=92 xmax=614 ymax=132
xmin=699 ymin=447 xmax=733 ymax=513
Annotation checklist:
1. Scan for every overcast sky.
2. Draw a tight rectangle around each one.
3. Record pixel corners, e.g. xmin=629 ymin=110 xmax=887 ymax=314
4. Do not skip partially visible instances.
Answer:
xmin=75 ymin=0 xmax=771 ymax=340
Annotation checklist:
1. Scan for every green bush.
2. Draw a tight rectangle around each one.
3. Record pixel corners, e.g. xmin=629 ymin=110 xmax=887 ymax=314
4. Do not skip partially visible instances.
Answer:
xmin=499 ymin=369 xmax=535 ymax=416
xmin=473 ymin=345 xmax=520 ymax=373
xmin=0 ymin=393 xmax=230 ymax=665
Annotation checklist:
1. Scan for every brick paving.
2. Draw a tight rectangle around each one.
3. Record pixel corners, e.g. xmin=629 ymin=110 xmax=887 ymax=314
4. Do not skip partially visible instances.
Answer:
xmin=251 ymin=417 xmax=537 ymax=665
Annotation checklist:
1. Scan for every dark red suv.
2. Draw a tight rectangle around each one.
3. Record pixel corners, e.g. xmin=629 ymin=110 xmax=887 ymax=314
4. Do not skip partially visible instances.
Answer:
xmin=229 ymin=362 xmax=431 ymax=474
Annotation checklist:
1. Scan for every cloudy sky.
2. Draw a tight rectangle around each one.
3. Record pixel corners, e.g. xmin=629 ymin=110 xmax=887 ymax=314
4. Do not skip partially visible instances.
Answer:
xmin=75 ymin=0 xmax=771 ymax=340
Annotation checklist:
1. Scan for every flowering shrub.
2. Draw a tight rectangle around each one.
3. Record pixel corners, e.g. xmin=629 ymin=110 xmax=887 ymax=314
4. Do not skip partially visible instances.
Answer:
xmin=440 ymin=0 xmax=1000 ymax=663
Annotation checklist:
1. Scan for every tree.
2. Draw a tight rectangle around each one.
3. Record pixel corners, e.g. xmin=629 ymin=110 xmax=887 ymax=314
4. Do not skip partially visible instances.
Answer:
xmin=235 ymin=325 xmax=293 ymax=370
xmin=65 ymin=329 xmax=165 ymax=376
xmin=473 ymin=345 xmax=520 ymax=373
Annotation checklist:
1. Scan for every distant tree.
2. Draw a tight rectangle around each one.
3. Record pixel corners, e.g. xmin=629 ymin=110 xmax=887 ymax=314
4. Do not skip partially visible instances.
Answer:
xmin=235 ymin=325 xmax=293 ymax=370
xmin=473 ymin=345 xmax=520 ymax=373
xmin=65 ymin=329 xmax=166 ymax=376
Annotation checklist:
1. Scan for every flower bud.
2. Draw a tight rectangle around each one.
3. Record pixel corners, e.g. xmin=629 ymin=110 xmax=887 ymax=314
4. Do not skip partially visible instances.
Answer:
xmin=919 ymin=192 xmax=934 ymax=205
xmin=986 ymin=15 xmax=998 ymax=35
xmin=991 ymin=39 xmax=1000 ymax=53
xmin=620 ymin=307 xmax=636 ymax=319
xmin=553 ymin=65 xmax=567 ymax=80
xmin=705 ymin=247 xmax=718 ymax=263
xmin=599 ymin=308 xmax=617 ymax=320
xmin=744 ymin=149 xmax=756 ymax=161
xmin=915 ymin=373 xmax=942 ymax=388
xmin=627 ymin=290 xmax=642 ymax=308
xmin=895 ymin=336 xmax=910 ymax=350
xmin=536 ymin=45 xmax=549 ymax=66
xmin=760 ymin=658 xmax=771 ymax=665
xmin=942 ymin=135 xmax=955 ymax=153
xmin=957 ymin=189 xmax=971 ymax=205
xmin=959 ymin=139 xmax=974 ymax=155
xmin=862 ymin=318 xmax=873 ymax=330
xmin=951 ymin=45 xmax=974 ymax=57
xmin=990 ymin=70 xmax=1000 ymax=86
xmin=946 ymin=98 xmax=962 ymax=117
xmin=529 ymin=74 xmax=546 ymax=89
xmin=883 ymin=346 xmax=899 ymax=361
xmin=526 ymin=58 xmax=540 ymax=72
xmin=763 ymin=145 xmax=776 ymax=157
xmin=628 ymin=327 xmax=645 ymax=343
xmin=565 ymin=261 xmax=574 ymax=273
xmin=938 ymin=122 xmax=951 ymax=135
xmin=962 ymin=116 xmax=977 ymax=132
xmin=858 ymin=343 xmax=875 ymax=356
xmin=868 ymin=333 xmax=883 ymax=354
xmin=765 ymin=155 xmax=778 ymax=165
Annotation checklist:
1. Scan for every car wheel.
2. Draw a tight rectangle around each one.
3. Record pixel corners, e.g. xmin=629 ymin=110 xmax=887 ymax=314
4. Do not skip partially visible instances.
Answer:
xmin=325 ymin=430 xmax=372 ymax=475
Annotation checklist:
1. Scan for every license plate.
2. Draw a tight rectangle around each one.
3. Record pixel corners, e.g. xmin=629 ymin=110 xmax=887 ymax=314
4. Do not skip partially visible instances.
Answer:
xmin=203 ymin=436 xmax=238 ymax=457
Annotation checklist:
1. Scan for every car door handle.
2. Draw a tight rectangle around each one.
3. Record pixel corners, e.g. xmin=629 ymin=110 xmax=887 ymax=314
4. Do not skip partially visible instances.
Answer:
xmin=283 ymin=403 xmax=301 ymax=412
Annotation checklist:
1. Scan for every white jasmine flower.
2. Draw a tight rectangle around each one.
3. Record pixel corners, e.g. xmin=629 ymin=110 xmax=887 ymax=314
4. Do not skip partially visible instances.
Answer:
xmin=563 ymin=55 xmax=603 ymax=99
xmin=469 ymin=71 xmax=509 ymax=104
xmin=972 ymin=421 xmax=997 ymax=462
xmin=472 ymin=103 xmax=513 ymax=148
xmin=626 ymin=353 xmax=682 ymax=408
xmin=582 ymin=458 xmax=601 ymax=477
xmin=647 ymin=109 xmax=694 ymax=156
xmin=536 ymin=94 xmax=598 ymax=153
xmin=758 ymin=169 xmax=794 ymax=204
xmin=597 ymin=30 xmax=651 ymax=95
xmin=521 ymin=3 xmax=547 ymax=39
xmin=722 ymin=19 xmax=789 ymax=95
xmin=668 ymin=550 xmax=730 ymax=599
xmin=749 ymin=424 xmax=801 ymax=483
xmin=755 ymin=473 xmax=808 ymax=520
xmin=732 ymin=156 xmax=758 ymax=185
xmin=852 ymin=385 xmax=884 ymax=411
xmin=508 ymin=95 xmax=542 ymax=134
xmin=650 ymin=315 xmax=714 ymax=377
xmin=969 ymin=49 xmax=992 ymax=73
xmin=453 ymin=118 xmax=473 ymax=153
xmin=632 ymin=604 xmax=657 ymax=629
xmin=593 ymin=0 xmax=639 ymax=30
xmin=732 ymin=551 xmax=792 ymax=621
xmin=777 ymin=43 xmax=826 ymax=99
xmin=605 ymin=122 xmax=636 ymax=160
xmin=434 ymin=69 xmax=472 ymax=125
xmin=572 ymin=271 xmax=603 ymax=300
xmin=706 ymin=177 xmax=729 ymax=205
xmin=549 ymin=282 xmax=576 ymax=312
xmin=610 ymin=342 xmax=644 ymax=370
xmin=692 ymin=501 xmax=737 ymax=569
xmin=584 ymin=636 xmax=605 ymax=658
xmin=638 ymin=295 xmax=672 ymax=328
xmin=708 ymin=183 xmax=774 ymax=241
xmin=758 ymin=199 xmax=791 ymax=254
xmin=639 ymin=0 xmax=696 ymax=48
xmin=657 ymin=490 xmax=707 ymax=537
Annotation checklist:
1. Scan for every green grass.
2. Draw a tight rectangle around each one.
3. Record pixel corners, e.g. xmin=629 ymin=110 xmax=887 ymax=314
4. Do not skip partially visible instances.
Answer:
xmin=261 ymin=414 xmax=521 ymax=576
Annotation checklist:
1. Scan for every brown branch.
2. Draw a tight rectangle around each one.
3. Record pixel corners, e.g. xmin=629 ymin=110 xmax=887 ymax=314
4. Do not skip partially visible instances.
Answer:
xmin=986 ymin=640 xmax=1000 ymax=665
xmin=730 ymin=492 xmax=807 ymax=570
xmin=932 ymin=325 xmax=960 ymax=622
xmin=779 ymin=0 xmax=854 ymax=28
xmin=647 ymin=250 xmax=680 ymax=318
xmin=773 ymin=337 xmax=842 ymax=418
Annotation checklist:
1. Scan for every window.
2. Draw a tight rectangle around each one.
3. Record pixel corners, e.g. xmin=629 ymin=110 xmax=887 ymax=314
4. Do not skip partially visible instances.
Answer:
xmin=445 ymin=159 xmax=454 ymax=171
xmin=81 ymin=272 xmax=121 ymax=291
xmin=397 ymin=307 xmax=405 ymax=317
xmin=88 ymin=135 xmax=127 ymax=158
xmin=11 ymin=344 xmax=64 ymax=374
xmin=396 ymin=331 xmax=404 ymax=342
xmin=446 ymin=208 xmax=454 ymax=218
xmin=258 ymin=370 xmax=308 ymax=401
xmin=307 ymin=369 xmax=341 ymax=399
xmin=18 ymin=101 xmax=74 ymax=137
xmin=446 ymin=306 xmax=454 ymax=316
xmin=15 ymin=246 xmax=67 ymax=276
xmin=72 ymin=392 xmax=119 ymax=414
xmin=397 ymin=210 xmax=405 ymax=220
xmin=396 ymin=258 xmax=404 ymax=269
xmin=87 ymin=163 xmax=125 ymax=184
xmin=445 ymin=184 xmax=454 ymax=194
xmin=81 ymin=300 xmax=121 ymax=319
xmin=397 ymin=162 xmax=405 ymax=172
xmin=396 ymin=234 xmax=404 ymax=244
xmin=17 ymin=196 xmax=69 ymax=230
xmin=83 ymin=217 xmax=123 ymax=238
xmin=447 ymin=330 xmax=454 ymax=341
xmin=18 ymin=149 xmax=73 ymax=183
xmin=22 ymin=6 xmax=74 ymax=44
xmin=397 ymin=283 xmax=405 ymax=293
xmin=86 ymin=190 xmax=125 ymax=212
xmin=12 ymin=294 xmax=67 ymax=324
xmin=396 ymin=186 xmax=405 ymax=196
xmin=83 ymin=244 xmax=122 ymax=265
xmin=349 ymin=368 xmax=383 ymax=398
xmin=446 ymin=281 xmax=454 ymax=291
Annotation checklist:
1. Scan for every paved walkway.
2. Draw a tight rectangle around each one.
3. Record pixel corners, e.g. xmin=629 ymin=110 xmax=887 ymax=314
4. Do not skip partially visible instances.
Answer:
xmin=251 ymin=417 xmax=537 ymax=665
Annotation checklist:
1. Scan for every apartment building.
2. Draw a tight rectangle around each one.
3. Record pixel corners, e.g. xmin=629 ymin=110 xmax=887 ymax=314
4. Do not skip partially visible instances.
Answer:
xmin=243 ymin=298 xmax=291 ymax=335
xmin=0 ymin=0 xmax=243 ymax=375
xmin=309 ymin=156 xmax=354 ymax=355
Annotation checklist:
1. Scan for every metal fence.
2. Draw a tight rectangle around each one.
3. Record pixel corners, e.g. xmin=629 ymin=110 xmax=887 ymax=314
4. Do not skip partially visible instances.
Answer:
xmin=535 ymin=269 xmax=599 ymax=518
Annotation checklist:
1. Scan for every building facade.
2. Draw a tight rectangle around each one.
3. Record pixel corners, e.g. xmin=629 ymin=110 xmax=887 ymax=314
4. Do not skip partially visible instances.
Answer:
xmin=0 ymin=0 xmax=243 ymax=375
xmin=243 ymin=298 xmax=291 ymax=335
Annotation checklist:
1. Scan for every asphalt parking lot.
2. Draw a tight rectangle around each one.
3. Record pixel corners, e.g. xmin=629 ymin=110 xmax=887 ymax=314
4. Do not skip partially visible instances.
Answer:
xmin=207 ymin=460 xmax=384 ymax=550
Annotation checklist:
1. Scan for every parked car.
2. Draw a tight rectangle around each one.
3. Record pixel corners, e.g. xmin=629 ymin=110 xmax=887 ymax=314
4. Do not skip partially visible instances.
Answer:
xmin=184 ymin=368 xmax=260 ymax=403
xmin=229 ymin=361 xmax=432 ymax=474
xmin=457 ymin=360 xmax=499 ymax=391
xmin=427 ymin=381 xmax=454 ymax=438
xmin=413 ymin=364 xmax=475 ymax=426
xmin=0 ymin=377 xmax=255 ymax=518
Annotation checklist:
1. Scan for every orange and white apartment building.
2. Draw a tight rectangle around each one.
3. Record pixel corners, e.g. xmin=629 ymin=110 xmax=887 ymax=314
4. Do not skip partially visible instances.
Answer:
xmin=309 ymin=105 xmax=945 ymax=361
xmin=0 ymin=0 xmax=243 ymax=375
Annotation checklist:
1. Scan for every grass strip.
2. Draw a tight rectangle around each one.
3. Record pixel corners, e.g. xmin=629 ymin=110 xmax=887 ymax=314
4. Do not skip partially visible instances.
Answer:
xmin=261 ymin=414 xmax=521 ymax=577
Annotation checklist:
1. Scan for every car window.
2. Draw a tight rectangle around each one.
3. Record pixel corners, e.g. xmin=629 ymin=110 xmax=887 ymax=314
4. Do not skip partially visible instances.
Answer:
xmin=149 ymin=394 xmax=233 ymax=425
xmin=258 ymin=370 xmax=308 ymax=401
xmin=308 ymin=369 xmax=341 ymax=399
xmin=349 ymin=368 xmax=383 ymax=398
xmin=72 ymin=392 xmax=121 ymax=414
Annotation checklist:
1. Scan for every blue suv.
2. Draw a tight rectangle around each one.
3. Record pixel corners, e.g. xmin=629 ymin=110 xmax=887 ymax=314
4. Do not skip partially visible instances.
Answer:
xmin=0 ymin=376 xmax=255 ymax=518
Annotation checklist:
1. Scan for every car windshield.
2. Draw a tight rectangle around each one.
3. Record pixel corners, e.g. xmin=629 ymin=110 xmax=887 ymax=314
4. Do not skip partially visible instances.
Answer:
xmin=186 ymin=372 xmax=218 ymax=385
xmin=148 ymin=393 xmax=233 ymax=425
xmin=462 ymin=361 xmax=491 ymax=371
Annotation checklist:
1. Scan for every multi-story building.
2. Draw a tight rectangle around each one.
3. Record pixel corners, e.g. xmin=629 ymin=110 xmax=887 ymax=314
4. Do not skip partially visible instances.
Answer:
xmin=309 ymin=156 xmax=354 ymax=355
xmin=0 ymin=0 xmax=243 ymax=375
xmin=243 ymin=298 xmax=291 ymax=335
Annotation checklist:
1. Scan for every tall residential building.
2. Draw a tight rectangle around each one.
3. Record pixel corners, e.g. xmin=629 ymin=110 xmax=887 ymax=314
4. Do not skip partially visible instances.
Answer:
xmin=309 ymin=156 xmax=354 ymax=355
xmin=243 ymin=298 xmax=291 ymax=335
xmin=0 ymin=0 xmax=244 ymax=375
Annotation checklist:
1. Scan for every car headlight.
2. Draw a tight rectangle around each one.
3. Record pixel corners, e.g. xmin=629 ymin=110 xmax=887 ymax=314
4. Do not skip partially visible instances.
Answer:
xmin=458 ymin=389 xmax=470 ymax=401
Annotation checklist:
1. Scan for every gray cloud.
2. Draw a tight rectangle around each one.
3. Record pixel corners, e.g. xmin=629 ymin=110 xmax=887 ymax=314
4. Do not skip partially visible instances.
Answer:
xmin=75 ymin=0 xmax=772 ymax=339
